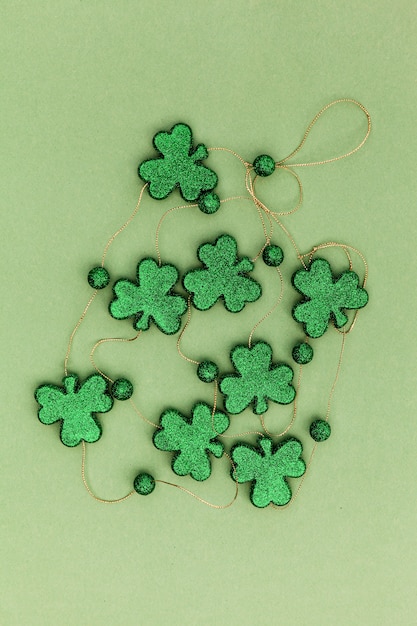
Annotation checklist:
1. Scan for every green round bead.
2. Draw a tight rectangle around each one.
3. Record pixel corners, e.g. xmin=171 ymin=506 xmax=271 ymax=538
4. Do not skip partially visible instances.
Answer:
xmin=88 ymin=266 xmax=110 ymax=289
xmin=262 ymin=244 xmax=284 ymax=267
xmin=198 ymin=191 xmax=221 ymax=214
xmin=310 ymin=419 xmax=331 ymax=442
xmin=253 ymin=154 xmax=275 ymax=177
xmin=133 ymin=472 xmax=155 ymax=495
xmin=111 ymin=378 xmax=133 ymax=401
xmin=292 ymin=342 xmax=314 ymax=365
xmin=197 ymin=360 xmax=219 ymax=383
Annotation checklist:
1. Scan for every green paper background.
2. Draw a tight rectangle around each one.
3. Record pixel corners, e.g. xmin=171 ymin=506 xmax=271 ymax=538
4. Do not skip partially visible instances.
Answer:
xmin=2 ymin=2 xmax=416 ymax=624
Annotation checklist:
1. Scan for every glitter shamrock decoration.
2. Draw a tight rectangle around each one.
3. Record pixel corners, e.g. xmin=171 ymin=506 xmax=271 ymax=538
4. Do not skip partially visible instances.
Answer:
xmin=109 ymin=258 xmax=187 ymax=334
xmin=183 ymin=234 xmax=262 ymax=312
xmin=220 ymin=341 xmax=295 ymax=414
xmin=33 ymin=102 xmax=373 ymax=510
xmin=35 ymin=374 xmax=113 ymax=447
xmin=231 ymin=437 xmax=306 ymax=508
xmin=153 ymin=402 xmax=230 ymax=481
xmin=292 ymin=258 xmax=368 ymax=338
xmin=138 ymin=123 xmax=218 ymax=202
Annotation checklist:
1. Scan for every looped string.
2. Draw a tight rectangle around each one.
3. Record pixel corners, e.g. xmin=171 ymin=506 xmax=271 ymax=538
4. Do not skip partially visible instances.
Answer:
xmin=277 ymin=98 xmax=371 ymax=168
xmin=246 ymin=98 xmax=371 ymax=224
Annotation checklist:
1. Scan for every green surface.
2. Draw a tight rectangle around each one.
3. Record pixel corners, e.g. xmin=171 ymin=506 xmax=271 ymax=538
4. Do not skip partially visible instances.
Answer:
xmin=2 ymin=1 xmax=417 ymax=625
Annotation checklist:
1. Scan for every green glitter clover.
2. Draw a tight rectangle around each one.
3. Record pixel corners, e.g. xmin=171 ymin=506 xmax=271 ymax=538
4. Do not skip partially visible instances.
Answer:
xmin=292 ymin=258 xmax=369 ymax=338
xmin=231 ymin=437 xmax=306 ymax=507
xmin=153 ymin=402 xmax=230 ymax=481
xmin=138 ymin=123 xmax=218 ymax=202
xmin=109 ymin=258 xmax=187 ymax=334
xmin=183 ymin=234 xmax=262 ymax=312
xmin=35 ymin=374 xmax=113 ymax=447
xmin=220 ymin=341 xmax=295 ymax=415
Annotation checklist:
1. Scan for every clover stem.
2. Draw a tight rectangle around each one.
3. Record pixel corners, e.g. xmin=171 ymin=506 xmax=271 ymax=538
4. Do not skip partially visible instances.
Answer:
xmin=64 ymin=376 xmax=77 ymax=394
xmin=332 ymin=308 xmax=348 ymax=329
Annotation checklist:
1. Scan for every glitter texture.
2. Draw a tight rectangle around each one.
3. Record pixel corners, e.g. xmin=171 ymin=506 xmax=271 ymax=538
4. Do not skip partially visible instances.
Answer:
xmin=220 ymin=341 xmax=296 ymax=415
xmin=197 ymin=360 xmax=219 ymax=383
xmin=183 ymin=234 xmax=262 ymax=313
xmin=133 ymin=472 xmax=155 ymax=495
xmin=292 ymin=342 xmax=314 ymax=364
xmin=310 ymin=419 xmax=331 ymax=442
xmin=153 ymin=402 xmax=230 ymax=481
xmin=253 ymin=154 xmax=275 ymax=177
xmin=138 ymin=123 xmax=218 ymax=202
xmin=35 ymin=374 xmax=113 ymax=447
xmin=292 ymin=258 xmax=369 ymax=338
xmin=109 ymin=258 xmax=187 ymax=334
xmin=198 ymin=191 xmax=221 ymax=214
xmin=231 ymin=437 xmax=306 ymax=507
xmin=111 ymin=378 xmax=133 ymax=401
xmin=262 ymin=244 xmax=284 ymax=267
xmin=88 ymin=266 xmax=110 ymax=289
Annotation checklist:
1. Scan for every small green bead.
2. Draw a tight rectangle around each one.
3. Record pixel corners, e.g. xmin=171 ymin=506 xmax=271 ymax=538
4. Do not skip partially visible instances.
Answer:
xmin=253 ymin=154 xmax=275 ymax=177
xmin=133 ymin=472 xmax=155 ymax=495
xmin=198 ymin=191 xmax=221 ymax=214
xmin=310 ymin=419 xmax=331 ymax=442
xmin=197 ymin=360 xmax=219 ymax=383
xmin=88 ymin=266 xmax=110 ymax=289
xmin=262 ymin=244 xmax=284 ymax=267
xmin=292 ymin=342 xmax=314 ymax=365
xmin=111 ymin=378 xmax=133 ymax=401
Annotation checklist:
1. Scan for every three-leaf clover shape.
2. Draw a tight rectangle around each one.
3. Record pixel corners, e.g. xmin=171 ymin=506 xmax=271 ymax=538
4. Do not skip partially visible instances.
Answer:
xmin=220 ymin=341 xmax=295 ymax=414
xmin=138 ymin=123 xmax=218 ymax=202
xmin=231 ymin=437 xmax=306 ymax=507
xmin=183 ymin=234 xmax=262 ymax=312
xmin=292 ymin=258 xmax=369 ymax=338
xmin=35 ymin=374 xmax=113 ymax=447
xmin=109 ymin=258 xmax=187 ymax=334
xmin=153 ymin=402 xmax=230 ymax=481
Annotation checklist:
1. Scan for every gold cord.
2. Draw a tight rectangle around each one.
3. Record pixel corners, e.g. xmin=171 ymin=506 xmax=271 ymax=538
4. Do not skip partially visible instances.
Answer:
xmin=248 ymin=266 xmax=284 ymax=348
xmin=155 ymin=451 xmax=238 ymax=510
xmin=101 ymin=184 xmax=147 ymax=266
xmin=155 ymin=203 xmax=196 ymax=266
xmin=176 ymin=296 xmax=200 ymax=365
xmin=81 ymin=442 xmax=135 ymax=504
xmin=89 ymin=331 xmax=142 ymax=382
xmin=277 ymin=98 xmax=371 ymax=168
xmin=64 ymin=291 xmax=98 ymax=376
